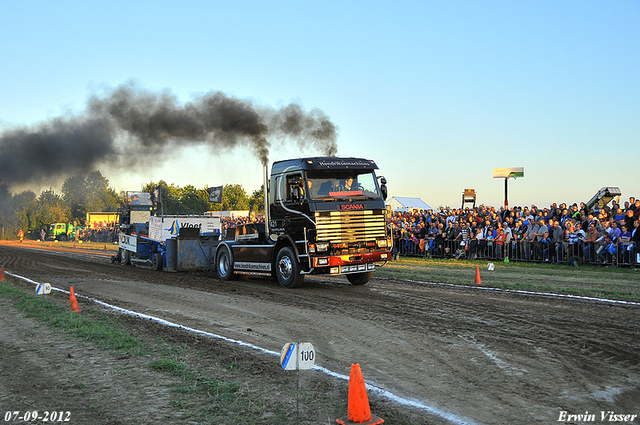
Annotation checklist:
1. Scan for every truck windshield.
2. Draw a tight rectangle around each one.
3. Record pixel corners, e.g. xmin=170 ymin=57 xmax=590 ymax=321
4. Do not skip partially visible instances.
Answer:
xmin=306 ymin=171 xmax=381 ymax=200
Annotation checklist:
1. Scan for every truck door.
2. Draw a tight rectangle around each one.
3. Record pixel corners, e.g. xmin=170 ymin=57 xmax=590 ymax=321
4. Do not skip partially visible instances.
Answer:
xmin=271 ymin=172 xmax=310 ymax=236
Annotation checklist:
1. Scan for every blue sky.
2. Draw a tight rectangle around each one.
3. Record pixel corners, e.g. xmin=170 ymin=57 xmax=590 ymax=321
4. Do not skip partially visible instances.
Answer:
xmin=1 ymin=1 xmax=638 ymax=209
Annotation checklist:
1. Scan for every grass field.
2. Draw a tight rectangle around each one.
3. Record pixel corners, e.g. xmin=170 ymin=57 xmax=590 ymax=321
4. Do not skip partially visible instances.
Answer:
xmin=376 ymin=257 xmax=640 ymax=302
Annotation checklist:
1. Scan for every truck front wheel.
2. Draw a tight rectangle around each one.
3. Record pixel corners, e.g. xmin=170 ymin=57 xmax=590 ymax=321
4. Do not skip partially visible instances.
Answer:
xmin=216 ymin=246 xmax=235 ymax=281
xmin=122 ymin=249 xmax=131 ymax=265
xmin=346 ymin=271 xmax=373 ymax=285
xmin=276 ymin=247 xmax=305 ymax=288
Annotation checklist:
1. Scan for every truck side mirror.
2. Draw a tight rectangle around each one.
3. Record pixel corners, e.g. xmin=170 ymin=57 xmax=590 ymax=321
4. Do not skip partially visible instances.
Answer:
xmin=379 ymin=176 xmax=388 ymax=201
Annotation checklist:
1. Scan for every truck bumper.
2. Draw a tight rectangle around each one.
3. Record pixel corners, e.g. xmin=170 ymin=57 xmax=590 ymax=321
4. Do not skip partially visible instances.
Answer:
xmin=310 ymin=251 xmax=390 ymax=274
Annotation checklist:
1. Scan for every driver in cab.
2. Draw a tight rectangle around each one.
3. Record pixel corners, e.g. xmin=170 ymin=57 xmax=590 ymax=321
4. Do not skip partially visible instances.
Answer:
xmin=339 ymin=177 xmax=354 ymax=192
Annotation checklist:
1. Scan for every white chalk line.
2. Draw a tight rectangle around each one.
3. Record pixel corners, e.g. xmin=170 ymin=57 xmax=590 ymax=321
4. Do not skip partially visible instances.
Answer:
xmin=376 ymin=276 xmax=640 ymax=307
xmin=4 ymin=270 xmax=477 ymax=425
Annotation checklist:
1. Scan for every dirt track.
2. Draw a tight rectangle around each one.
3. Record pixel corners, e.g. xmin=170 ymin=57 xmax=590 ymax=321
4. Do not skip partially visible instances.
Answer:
xmin=1 ymin=242 xmax=639 ymax=424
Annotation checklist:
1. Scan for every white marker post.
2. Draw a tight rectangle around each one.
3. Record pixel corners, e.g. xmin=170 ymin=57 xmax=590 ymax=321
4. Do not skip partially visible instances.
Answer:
xmin=35 ymin=282 xmax=51 ymax=295
xmin=280 ymin=342 xmax=315 ymax=424
xmin=280 ymin=342 xmax=315 ymax=371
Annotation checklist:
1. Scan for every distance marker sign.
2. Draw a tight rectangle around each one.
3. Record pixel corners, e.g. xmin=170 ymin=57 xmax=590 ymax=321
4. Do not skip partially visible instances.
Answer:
xmin=280 ymin=342 xmax=315 ymax=370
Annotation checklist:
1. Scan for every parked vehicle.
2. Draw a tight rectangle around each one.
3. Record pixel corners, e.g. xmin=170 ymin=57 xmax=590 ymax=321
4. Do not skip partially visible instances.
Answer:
xmin=47 ymin=223 xmax=75 ymax=241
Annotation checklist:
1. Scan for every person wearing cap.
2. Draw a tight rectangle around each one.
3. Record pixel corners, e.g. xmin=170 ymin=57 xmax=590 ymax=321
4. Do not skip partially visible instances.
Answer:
xmin=503 ymin=222 xmax=513 ymax=245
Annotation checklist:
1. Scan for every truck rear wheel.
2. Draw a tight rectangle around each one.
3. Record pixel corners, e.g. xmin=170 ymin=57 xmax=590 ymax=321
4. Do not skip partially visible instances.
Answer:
xmin=276 ymin=247 xmax=305 ymax=288
xmin=152 ymin=252 xmax=163 ymax=271
xmin=216 ymin=246 xmax=235 ymax=281
xmin=346 ymin=271 xmax=373 ymax=285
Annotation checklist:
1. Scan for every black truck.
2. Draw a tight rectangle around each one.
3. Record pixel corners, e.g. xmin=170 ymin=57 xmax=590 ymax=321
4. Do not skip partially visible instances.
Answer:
xmin=115 ymin=157 xmax=392 ymax=288
xmin=216 ymin=157 xmax=392 ymax=287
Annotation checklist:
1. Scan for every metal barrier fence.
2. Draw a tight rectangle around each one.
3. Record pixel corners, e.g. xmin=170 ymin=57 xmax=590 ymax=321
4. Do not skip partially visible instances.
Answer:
xmin=393 ymin=237 xmax=638 ymax=267
xmin=77 ymin=228 xmax=118 ymax=243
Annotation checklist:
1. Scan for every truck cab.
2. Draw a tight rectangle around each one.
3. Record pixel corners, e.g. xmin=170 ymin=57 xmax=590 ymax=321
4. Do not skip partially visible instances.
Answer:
xmin=217 ymin=157 xmax=391 ymax=287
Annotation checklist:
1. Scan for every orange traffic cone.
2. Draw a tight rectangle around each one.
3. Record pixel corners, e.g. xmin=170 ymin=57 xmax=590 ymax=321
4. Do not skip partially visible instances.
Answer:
xmin=475 ymin=266 xmax=481 ymax=285
xmin=336 ymin=364 xmax=384 ymax=425
xmin=0 ymin=266 xmax=5 ymax=281
xmin=69 ymin=286 xmax=80 ymax=313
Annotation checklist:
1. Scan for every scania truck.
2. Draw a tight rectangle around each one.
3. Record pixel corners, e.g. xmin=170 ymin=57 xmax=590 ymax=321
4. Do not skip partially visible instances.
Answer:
xmin=114 ymin=157 xmax=392 ymax=288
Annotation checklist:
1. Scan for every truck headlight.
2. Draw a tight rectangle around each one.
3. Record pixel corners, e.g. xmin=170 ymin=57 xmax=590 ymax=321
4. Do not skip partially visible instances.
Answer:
xmin=377 ymin=239 xmax=387 ymax=248
xmin=316 ymin=242 xmax=329 ymax=252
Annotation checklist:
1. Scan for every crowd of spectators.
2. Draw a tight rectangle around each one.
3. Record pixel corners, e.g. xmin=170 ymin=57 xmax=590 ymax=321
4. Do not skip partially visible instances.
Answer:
xmin=81 ymin=196 xmax=639 ymax=267
xmin=213 ymin=197 xmax=640 ymax=266
xmin=76 ymin=223 xmax=118 ymax=243
xmin=388 ymin=197 xmax=640 ymax=266
xmin=219 ymin=214 xmax=264 ymax=231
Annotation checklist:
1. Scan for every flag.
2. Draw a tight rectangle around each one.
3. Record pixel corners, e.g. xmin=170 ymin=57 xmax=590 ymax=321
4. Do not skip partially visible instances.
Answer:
xmin=208 ymin=186 xmax=223 ymax=204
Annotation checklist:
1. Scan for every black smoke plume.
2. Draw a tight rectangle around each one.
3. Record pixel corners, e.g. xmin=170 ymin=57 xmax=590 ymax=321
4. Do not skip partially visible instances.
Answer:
xmin=0 ymin=82 xmax=339 ymax=189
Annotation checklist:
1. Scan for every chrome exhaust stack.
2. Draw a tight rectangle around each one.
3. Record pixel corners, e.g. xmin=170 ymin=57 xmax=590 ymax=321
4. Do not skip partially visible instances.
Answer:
xmin=263 ymin=165 xmax=270 ymax=237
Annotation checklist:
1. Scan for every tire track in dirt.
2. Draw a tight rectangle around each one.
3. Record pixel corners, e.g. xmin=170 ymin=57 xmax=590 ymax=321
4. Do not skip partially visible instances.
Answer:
xmin=1 ymin=244 xmax=639 ymax=425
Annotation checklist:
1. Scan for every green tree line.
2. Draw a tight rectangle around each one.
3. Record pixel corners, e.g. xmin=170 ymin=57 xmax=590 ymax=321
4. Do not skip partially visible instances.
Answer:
xmin=0 ymin=171 xmax=264 ymax=240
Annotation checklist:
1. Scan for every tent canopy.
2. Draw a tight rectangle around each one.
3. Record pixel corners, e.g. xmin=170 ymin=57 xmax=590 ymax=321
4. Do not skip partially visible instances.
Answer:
xmin=386 ymin=196 xmax=433 ymax=212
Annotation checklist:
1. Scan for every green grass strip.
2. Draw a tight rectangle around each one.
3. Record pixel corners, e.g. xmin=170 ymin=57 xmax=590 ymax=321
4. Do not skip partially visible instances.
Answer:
xmin=376 ymin=257 xmax=640 ymax=302
xmin=0 ymin=282 xmax=145 ymax=355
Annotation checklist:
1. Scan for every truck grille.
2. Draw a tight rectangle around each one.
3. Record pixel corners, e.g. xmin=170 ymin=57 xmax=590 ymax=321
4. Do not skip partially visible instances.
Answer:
xmin=315 ymin=210 xmax=387 ymax=243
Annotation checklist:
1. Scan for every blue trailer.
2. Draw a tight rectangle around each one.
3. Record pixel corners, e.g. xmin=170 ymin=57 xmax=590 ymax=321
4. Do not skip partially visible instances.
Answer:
xmin=112 ymin=191 xmax=221 ymax=271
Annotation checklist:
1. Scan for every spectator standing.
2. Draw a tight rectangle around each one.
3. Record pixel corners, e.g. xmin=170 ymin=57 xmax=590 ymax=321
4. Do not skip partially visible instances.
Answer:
xmin=535 ymin=218 xmax=549 ymax=259
xmin=524 ymin=220 xmax=539 ymax=260
xmin=608 ymin=221 xmax=622 ymax=243
xmin=551 ymin=221 xmax=564 ymax=263
xmin=485 ymin=225 xmax=496 ymax=258
xmin=619 ymin=225 xmax=632 ymax=263
xmin=540 ymin=231 xmax=552 ymax=261
xmin=584 ymin=221 xmax=599 ymax=263
xmin=630 ymin=220 xmax=640 ymax=264
xmin=574 ymin=222 xmax=586 ymax=257
xmin=624 ymin=210 xmax=635 ymax=231
xmin=460 ymin=222 xmax=471 ymax=257
xmin=495 ymin=228 xmax=506 ymax=259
